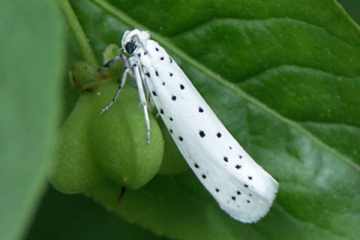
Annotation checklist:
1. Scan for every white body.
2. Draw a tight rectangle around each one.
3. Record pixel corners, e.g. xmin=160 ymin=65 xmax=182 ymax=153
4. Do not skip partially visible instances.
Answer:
xmin=116 ymin=30 xmax=278 ymax=223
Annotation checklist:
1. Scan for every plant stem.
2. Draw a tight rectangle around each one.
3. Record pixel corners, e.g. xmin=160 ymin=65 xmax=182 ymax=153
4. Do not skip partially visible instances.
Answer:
xmin=58 ymin=0 xmax=98 ymax=65
xmin=91 ymin=0 xmax=143 ymax=29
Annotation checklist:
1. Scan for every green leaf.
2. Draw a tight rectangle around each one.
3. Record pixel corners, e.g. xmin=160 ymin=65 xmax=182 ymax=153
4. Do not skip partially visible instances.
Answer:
xmin=0 ymin=1 xmax=64 ymax=240
xmin=62 ymin=0 xmax=360 ymax=239
xmin=26 ymin=187 xmax=167 ymax=240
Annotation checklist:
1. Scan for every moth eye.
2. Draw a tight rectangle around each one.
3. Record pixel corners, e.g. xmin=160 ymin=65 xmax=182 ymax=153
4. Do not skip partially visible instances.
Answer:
xmin=125 ymin=41 xmax=137 ymax=54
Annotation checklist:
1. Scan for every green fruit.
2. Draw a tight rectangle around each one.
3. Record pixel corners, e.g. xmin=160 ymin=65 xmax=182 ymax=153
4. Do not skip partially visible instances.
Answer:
xmin=51 ymin=95 xmax=100 ymax=194
xmin=51 ymin=82 xmax=164 ymax=193
xmin=88 ymin=83 xmax=164 ymax=189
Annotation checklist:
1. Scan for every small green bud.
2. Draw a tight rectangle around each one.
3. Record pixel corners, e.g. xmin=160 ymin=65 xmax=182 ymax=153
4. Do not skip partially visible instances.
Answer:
xmin=103 ymin=44 xmax=121 ymax=64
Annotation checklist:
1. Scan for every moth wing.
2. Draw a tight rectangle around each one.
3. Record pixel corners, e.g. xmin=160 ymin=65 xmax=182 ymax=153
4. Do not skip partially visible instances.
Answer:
xmin=139 ymin=40 xmax=278 ymax=223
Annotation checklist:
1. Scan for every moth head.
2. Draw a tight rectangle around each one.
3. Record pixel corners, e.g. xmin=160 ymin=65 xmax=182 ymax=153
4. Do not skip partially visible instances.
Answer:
xmin=121 ymin=29 xmax=150 ymax=55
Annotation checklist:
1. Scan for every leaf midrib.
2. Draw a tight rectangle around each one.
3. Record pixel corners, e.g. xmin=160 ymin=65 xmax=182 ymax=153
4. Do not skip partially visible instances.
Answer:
xmin=171 ymin=16 xmax=358 ymax=48
xmin=272 ymin=203 xmax=347 ymax=240
xmin=89 ymin=0 xmax=360 ymax=172
xmin=239 ymin=64 xmax=360 ymax=83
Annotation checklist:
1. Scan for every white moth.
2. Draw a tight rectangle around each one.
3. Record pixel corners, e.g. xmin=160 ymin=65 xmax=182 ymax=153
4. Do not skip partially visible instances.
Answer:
xmin=102 ymin=29 xmax=278 ymax=223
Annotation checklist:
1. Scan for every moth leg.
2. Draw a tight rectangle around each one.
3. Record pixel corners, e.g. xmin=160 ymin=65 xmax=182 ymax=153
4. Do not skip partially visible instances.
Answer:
xmin=142 ymin=103 xmax=151 ymax=144
xmin=100 ymin=67 xmax=130 ymax=114
xmin=102 ymin=55 xmax=122 ymax=68
xmin=133 ymin=65 xmax=151 ymax=144
xmin=138 ymin=66 xmax=152 ymax=105
xmin=101 ymin=54 xmax=131 ymax=73
xmin=139 ymin=66 xmax=157 ymax=115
